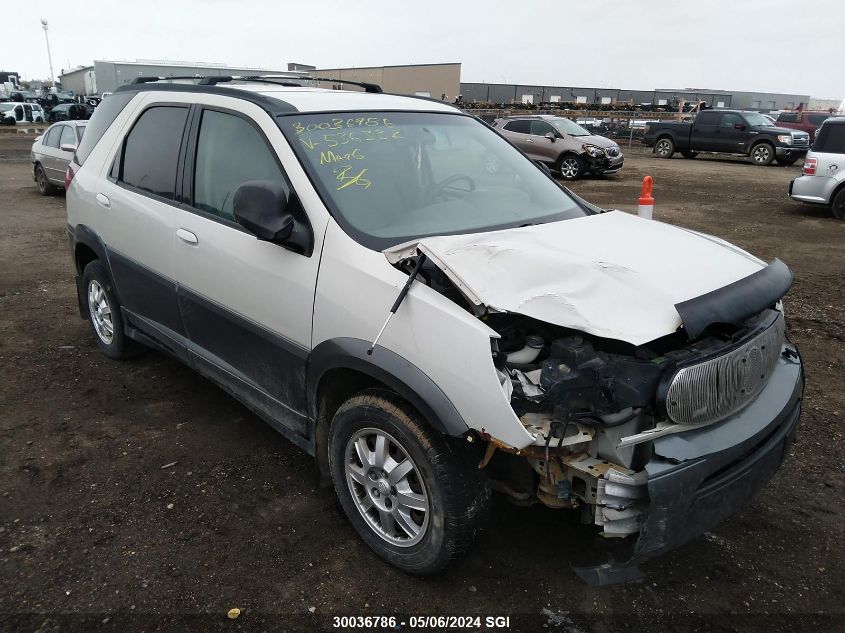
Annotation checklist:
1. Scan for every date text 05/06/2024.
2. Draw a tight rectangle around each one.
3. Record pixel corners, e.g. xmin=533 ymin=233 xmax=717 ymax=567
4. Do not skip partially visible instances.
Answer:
xmin=332 ymin=615 xmax=512 ymax=629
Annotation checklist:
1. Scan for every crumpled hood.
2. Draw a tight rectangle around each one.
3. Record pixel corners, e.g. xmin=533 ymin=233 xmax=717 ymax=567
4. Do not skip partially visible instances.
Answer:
xmin=385 ymin=211 xmax=766 ymax=346
xmin=578 ymin=134 xmax=620 ymax=149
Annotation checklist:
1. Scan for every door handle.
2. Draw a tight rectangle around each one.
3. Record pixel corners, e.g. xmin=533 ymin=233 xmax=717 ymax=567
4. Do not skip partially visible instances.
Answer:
xmin=176 ymin=228 xmax=198 ymax=245
xmin=525 ymin=138 xmax=534 ymax=143
xmin=95 ymin=193 xmax=110 ymax=208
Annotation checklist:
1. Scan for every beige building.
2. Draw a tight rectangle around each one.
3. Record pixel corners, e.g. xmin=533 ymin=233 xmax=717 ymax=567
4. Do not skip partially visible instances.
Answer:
xmin=314 ymin=63 xmax=461 ymax=100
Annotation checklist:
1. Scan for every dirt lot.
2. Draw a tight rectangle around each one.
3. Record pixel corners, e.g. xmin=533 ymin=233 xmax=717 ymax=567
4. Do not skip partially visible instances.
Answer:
xmin=1 ymin=136 xmax=844 ymax=633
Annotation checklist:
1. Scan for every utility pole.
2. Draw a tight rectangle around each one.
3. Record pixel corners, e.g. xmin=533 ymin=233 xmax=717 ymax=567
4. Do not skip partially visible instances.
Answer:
xmin=41 ymin=19 xmax=55 ymax=86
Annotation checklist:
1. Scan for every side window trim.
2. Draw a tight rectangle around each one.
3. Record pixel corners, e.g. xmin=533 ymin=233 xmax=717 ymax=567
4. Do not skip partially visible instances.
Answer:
xmin=114 ymin=102 xmax=191 ymax=206
xmin=181 ymin=104 xmax=312 ymax=244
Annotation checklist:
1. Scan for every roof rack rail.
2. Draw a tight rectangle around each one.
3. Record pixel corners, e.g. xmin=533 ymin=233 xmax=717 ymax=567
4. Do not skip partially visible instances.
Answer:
xmin=309 ymin=77 xmax=383 ymax=94
xmin=126 ymin=74 xmax=384 ymax=94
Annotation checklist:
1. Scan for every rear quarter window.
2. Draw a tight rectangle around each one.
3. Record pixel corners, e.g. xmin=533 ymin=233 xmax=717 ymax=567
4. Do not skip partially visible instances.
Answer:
xmin=73 ymin=91 xmax=135 ymax=166
xmin=777 ymin=112 xmax=799 ymax=123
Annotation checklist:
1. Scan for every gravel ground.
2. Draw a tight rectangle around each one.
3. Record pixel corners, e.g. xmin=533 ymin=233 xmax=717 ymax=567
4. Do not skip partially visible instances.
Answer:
xmin=1 ymin=139 xmax=843 ymax=633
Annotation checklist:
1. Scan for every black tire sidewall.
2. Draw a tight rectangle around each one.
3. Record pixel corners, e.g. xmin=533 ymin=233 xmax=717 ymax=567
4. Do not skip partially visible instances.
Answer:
xmin=35 ymin=164 xmax=54 ymax=195
xmin=81 ymin=261 xmax=133 ymax=360
xmin=832 ymin=190 xmax=845 ymax=221
xmin=329 ymin=396 xmax=458 ymax=574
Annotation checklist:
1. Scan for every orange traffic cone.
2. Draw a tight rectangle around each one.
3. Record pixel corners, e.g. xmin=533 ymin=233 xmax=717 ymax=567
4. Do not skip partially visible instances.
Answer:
xmin=638 ymin=176 xmax=654 ymax=220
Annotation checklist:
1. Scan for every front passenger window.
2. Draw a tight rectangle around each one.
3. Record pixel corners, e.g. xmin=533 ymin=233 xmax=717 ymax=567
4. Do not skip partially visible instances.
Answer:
xmin=530 ymin=121 xmax=555 ymax=136
xmin=193 ymin=110 xmax=288 ymax=220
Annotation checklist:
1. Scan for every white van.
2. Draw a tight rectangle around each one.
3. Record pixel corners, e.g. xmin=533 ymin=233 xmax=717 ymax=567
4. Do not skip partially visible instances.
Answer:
xmin=0 ymin=102 xmax=47 ymax=124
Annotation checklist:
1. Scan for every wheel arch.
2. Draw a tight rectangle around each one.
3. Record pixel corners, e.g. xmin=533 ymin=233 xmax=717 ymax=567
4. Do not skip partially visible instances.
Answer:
xmin=308 ymin=338 xmax=470 ymax=479
xmin=828 ymin=179 xmax=845 ymax=206
xmin=70 ymin=224 xmax=122 ymax=316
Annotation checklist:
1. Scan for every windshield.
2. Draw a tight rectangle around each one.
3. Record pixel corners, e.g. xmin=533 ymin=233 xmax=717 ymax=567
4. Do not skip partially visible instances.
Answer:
xmin=278 ymin=112 xmax=586 ymax=249
xmin=549 ymin=117 xmax=592 ymax=137
xmin=745 ymin=113 xmax=775 ymax=127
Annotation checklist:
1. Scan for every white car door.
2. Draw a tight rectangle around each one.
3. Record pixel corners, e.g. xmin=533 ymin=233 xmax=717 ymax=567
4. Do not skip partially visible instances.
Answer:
xmin=170 ymin=103 xmax=328 ymax=441
xmin=94 ymin=103 xmax=190 ymax=341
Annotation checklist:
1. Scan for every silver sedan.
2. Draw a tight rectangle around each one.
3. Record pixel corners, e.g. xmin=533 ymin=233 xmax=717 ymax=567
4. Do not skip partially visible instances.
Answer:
xmin=31 ymin=120 xmax=87 ymax=195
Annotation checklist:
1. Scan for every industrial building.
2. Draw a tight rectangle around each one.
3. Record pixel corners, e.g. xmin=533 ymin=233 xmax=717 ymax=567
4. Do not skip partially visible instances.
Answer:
xmin=57 ymin=60 xmax=815 ymax=113
xmin=313 ymin=63 xmax=461 ymax=100
xmin=59 ymin=60 xmax=293 ymax=96
xmin=459 ymin=82 xmax=810 ymax=112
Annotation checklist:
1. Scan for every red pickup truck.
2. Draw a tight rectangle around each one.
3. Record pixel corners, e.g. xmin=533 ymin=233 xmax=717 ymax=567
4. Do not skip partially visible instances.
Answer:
xmin=775 ymin=111 xmax=835 ymax=136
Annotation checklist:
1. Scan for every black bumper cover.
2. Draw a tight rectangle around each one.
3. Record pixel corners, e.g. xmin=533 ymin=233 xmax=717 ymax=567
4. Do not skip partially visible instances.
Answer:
xmin=575 ymin=347 xmax=804 ymax=586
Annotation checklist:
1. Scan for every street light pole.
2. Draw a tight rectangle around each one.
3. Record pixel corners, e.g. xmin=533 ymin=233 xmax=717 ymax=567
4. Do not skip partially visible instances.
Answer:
xmin=41 ymin=19 xmax=55 ymax=85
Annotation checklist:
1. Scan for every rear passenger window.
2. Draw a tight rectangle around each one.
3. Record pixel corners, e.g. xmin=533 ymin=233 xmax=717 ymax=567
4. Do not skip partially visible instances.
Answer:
xmin=193 ymin=109 xmax=288 ymax=220
xmin=120 ymin=106 xmax=189 ymax=200
xmin=503 ymin=120 xmax=531 ymax=134
xmin=696 ymin=112 xmax=721 ymax=126
xmin=777 ymin=112 xmax=799 ymax=123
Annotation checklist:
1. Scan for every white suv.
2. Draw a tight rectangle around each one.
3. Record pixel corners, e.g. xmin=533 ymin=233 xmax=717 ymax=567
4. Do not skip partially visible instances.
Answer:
xmin=789 ymin=117 xmax=845 ymax=220
xmin=65 ymin=77 xmax=804 ymax=584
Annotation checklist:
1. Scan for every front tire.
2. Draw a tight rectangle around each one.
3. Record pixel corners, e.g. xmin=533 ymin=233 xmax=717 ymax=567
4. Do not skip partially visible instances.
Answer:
xmin=557 ymin=154 xmax=585 ymax=180
xmin=329 ymin=391 xmax=490 ymax=575
xmin=654 ymin=137 xmax=675 ymax=159
xmin=35 ymin=164 xmax=57 ymax=196
xmin=750 ymin=142 xmax=775 ymax=166
xmin=832 ymin=189 xmax=845 ymax=221
xmin=81 ymin=261 xmax=142 ymax=360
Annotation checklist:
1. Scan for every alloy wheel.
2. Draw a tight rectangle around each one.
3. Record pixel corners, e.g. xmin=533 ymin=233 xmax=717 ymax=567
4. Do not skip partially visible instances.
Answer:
xmin=560 ymin=158 xmax=581 ymax=179
xmin=752 ymin=145 xmax=771 ymax=164
xmin=87 ymin=280 xmax=114 ymax=344
xmin=345 ymin=428 xmax=430 ymax=547
xmin=655 ymin=139 xmax=672 ymax=157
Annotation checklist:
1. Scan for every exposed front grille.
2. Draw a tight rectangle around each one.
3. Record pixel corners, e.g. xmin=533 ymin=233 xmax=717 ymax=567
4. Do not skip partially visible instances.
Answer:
xmin=665 ymin=312 xmax=786 ymax=426
xmin=793 ymin=136 xmax=810 ymax=147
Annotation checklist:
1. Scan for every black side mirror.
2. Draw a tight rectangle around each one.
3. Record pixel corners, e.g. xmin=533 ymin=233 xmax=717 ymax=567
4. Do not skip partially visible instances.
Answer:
xmin=233 ymin=180 xmax=294 ymax=242
xmin=545 ymin=131 xmax=556 ymax=142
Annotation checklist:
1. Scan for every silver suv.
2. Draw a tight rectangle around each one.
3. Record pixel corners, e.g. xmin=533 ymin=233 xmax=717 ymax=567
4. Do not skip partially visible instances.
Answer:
xmin=789 ymin=117 xmax=845 ymax=220
xmin=65 ymin=77 xmax=803 ymax=583
xmin=493 ymin=115 xmax=623 ymax=180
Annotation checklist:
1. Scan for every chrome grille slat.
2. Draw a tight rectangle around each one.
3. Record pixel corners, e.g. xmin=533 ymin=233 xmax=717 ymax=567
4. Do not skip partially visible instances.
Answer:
xmin=666 ymin=312 xmax=785 ymax=425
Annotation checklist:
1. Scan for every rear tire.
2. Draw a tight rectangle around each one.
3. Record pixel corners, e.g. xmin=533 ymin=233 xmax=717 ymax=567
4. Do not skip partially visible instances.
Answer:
xmin=681 ymin=151 xmax=698 ymax=159
xmin=557 ymin=154 xmax=585 ymax=180
xmin=832 ymin=189 xmax=845 ymax=221
xmin=750 ymin=142 xmax=775 ymax=166
xmin=654 ymin=137 xmax=675 ymax=159
xmin=81 ymin=260 xmax=143 ymax=360
xmin=35 ymin=164 xmax=57 ymax=196
xmin=329 ymin=391 xmax=491 ymax=575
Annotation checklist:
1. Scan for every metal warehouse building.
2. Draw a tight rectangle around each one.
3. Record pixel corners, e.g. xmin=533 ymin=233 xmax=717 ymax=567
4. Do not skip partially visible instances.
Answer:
xmin=460 ymin=82 xmax=810 ymax=111
xmin=314 ymin=63 xmax=461 ymax=100
xmin=59 ymin=60 xmax=293 ymax=96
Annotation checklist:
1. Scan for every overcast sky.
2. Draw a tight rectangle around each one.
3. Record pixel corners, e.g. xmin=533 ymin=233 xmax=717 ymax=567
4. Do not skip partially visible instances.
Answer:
xmin=5 ymin=0 xmax=842 ymax=98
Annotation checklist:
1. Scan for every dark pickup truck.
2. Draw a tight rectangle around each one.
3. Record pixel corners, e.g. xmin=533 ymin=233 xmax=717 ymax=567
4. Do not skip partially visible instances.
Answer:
xmin=643 ymin=110 xmax=811 ymax=166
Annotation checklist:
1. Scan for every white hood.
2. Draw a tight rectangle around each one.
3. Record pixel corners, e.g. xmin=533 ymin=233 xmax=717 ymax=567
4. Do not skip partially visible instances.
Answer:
xmin=385 ymin=211 xmax=766 ymax=346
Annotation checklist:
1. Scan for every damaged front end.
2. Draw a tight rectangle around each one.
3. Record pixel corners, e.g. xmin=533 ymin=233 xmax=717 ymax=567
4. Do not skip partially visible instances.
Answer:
xmin=385 ymin=215 xmax=803 ymax=584
xmin=483 ymin=305 xmax=802 ymax=584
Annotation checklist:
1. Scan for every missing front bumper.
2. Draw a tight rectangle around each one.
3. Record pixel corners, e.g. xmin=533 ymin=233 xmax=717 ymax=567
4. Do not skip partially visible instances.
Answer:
xmin=574 ymin=349 xmax=804 ymax=585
